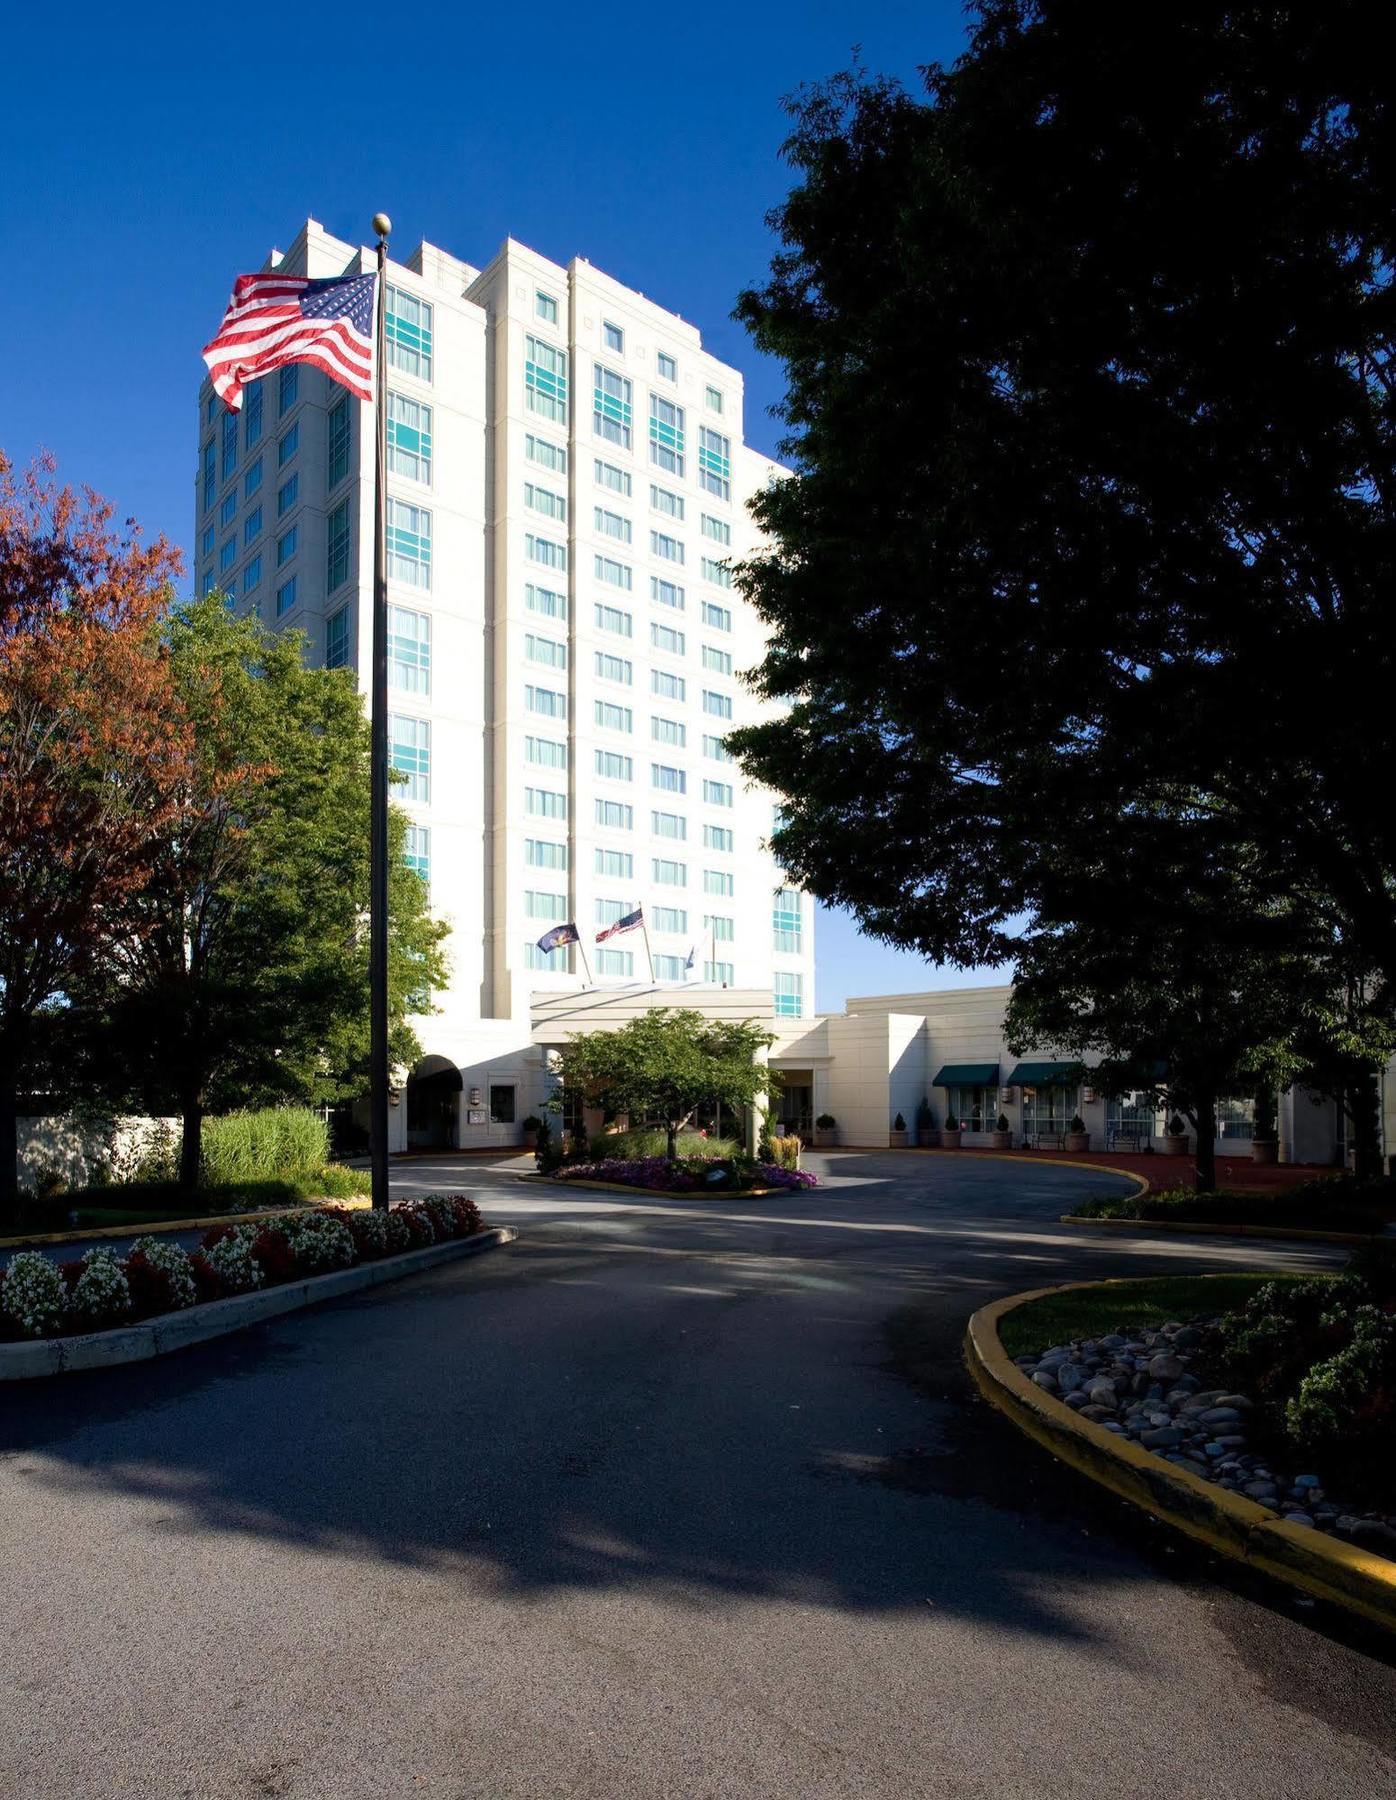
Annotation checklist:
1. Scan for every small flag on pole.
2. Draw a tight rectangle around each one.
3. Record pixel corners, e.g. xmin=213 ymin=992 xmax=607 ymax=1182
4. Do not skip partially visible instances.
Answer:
xmin=536 ymin=922 xmax=580 ymax=955
xmin=684 ymin=944 xmax=696 ymax=971
xmin=202 ymin=270 xmax=377 ymax=411
xmin=596 ymin=906 xmax=644 ymax=944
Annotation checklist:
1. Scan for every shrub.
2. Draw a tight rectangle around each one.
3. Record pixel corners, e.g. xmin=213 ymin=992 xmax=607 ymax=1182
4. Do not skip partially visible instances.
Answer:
xmin=996 ymin=1114 xmax=1010 ymax=1132
xmin=915 ymin=1097 xmax=933 ymax=1127
xmin=201 ymin=1107 xmax=330 ymax=1186
xmin=815 ymin=1114 xmax=836 ymax=1130
xmin=1167 ymin=1115 xmax=1187 ymax=1137
xmin=1285 ymin=1306 xmax=1396 ymax=1495
xmin=336 ymin=1207 xmax=389 ymax=1260
xmin=601 ymin=1128 xmax=742 ymax=1161
xmin=1 ymin=1252 xmax=68 ymax=1338
xmin=66 ymin=1248 xmax=132 ymax=1330
xmin=448 ymin=1196 xmax=483 ymax=1235
xmin=384 ymin=1209 xmax=413 ymax=1254
xmin=769 ymin=1135 xmax=801 ymax=1171
xmin=1068 ymin=1114 xmax=1086 ymax=1134
xmin=522 ymin=1115 xmax=542 ymax=1131
xmin=124 ymin=1239 xmax=198 ymax=1318
xmin=390 ymin=1201 xmax=434 ymax=1248
xmin=201 ymin=1229 xmax=264 ymax=1294
xmin=892 ymin=1113 xmax=906 ymax=1131
xmin=247 ymin=1224 xmax=298 ymax=1285
xmin=275 ymin=1210 xmax=355 ymax=1273
xmin=944 ymin=1113 xmax=959 ymax=1131
xmin=535 ymin=1117 xmax=564 ymax=1175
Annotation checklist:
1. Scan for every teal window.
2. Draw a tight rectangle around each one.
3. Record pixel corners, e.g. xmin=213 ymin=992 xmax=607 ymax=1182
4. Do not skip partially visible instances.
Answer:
xmin=526 ymin=736 xmax=568 ymax=769
xmin=651 ymin=530 xmax=683 ymax=564
xmin=389 ymin=606 xmax=430 ymax=694
xmin=278 ymin=364 xmax=298 ymax=414
xmin=242 ymin=555 xmax=261 ymax=594
xmin=244 ymin=383 xmax=263 ymax=448
xmin=703 ymin=734 xmax=732 ymax=762
xmin=404 ymin=825 xmax=430 ymax=887
xmin=325 ymin=603 xmax=350 ymax=665
xmin=526 ymin=889 xmax=568 ymax=921
xmin=527 ymin=534 xmax=567 ymax=570
xmin=596 ymin=948 xmax=634 ymax=979
xmin=527 ymin=434 xmax=567 ymax=473
xmin=221 ymin=490 xmax=237 ymax=528
xmin=652 ymin=859 xmax=687 ymax=886
xmin=527 ymin=483 xmax=566 ymax=521
xmin=595 ymin=651 xmax=632 ymax=685
xmin=773 ymin=888 xmax=802 ymax=953
xmin=593 ymin=364 xmax=632 ymax=447
xmin=704 ymin=868 xmax=734 ymax=895
xmin=703 ymin=690 xmax=732 ymax=719
xmin=701 ymin=555 xmax=732 ymax=588
xmin=595 ymin=458 xmax=630 ymax=496
xmin=596 ymin=799 xmax=632 ymax=830
xmin=651 ymin=764 xmax=686 ymax=794
xmin=201 ymin=439 xmax=216 ymax=513
xmin=654 ymin=954 xmax=687 ymax=981
xmin=706 ymin=913 xmax=734 ymax=942
xmin=652 ymin=810 xmax=686 ymax=840
xmin=244 ymin=456 xmax=263 ymax=499
xmin=386 ymin=499 xmax=431 ymax=587
xmin=595 ymin=603 xmax=632 ymax=637
xmin=651 ymin=577 xmax=685 ymax=611
xmin=387 ymin=287 xmax=433 ymax=381
xmin=528 ymin=788 xmax=568 ymax=820
xmin=702 ymin=645 xmax=732 ymax=675
xmin=595 ymin=701 xmax=633 ymax=733
xmin=525 ymin=685 xmax=567 ymax=718
xmin=328 ymin=395 xmax=351 ymax=486
xmin=527 ymin=633 xmax=567 ymax=669
xmin=388 ymin=393 xmax=432 ymax=483
xmin=221 ymin=410 xmax=238 ymax=479
xmin=701 ymin=514 xmax=731 ymax=546
xmin=278 ymin=422 xmax=299 ymax=467
xmin=657 ymin=351 xmax=677 ymax=382
xmin=525 ymin=582 xmax=567 ymax=619
xmin=389 ymin=714 xmax=431 ymax=802
xmin=535 ymin=290 xmax=559 ymax=324
xmin=651 ymin=623 xmax=684 ymax=656
xmin=701 ymin=600 xmax=731 ymax=632
xmin=327 ymin=498 xmax=351 ymax=592
xmin=774 ymin=972 xmax=803 ymax=1018
xmin=703 ymin=825 xmax=733 ymax=853
xmin=595 ymin=554 xmax=631 ymax=590
xmin=653 ymin=907 xmax=687 ymax=934
xmin=243 ymin=506 xmax=262 ymax=545
xmin=526 ymin=838 xmax=569 ymax=870
xmin=595 ymin=750 xmax=632 ymax=781
xmin=277 ymin=473 xmax=298 ymax=517
xmin=525 ymin=336 xmax=568 ymax=422
xmin=603 ymin=320 xmax=624 ymax=352
xmin=596 ymin=849 xmax=633 ymax=879
xmin=219 ymin=535 xmax=236 ymax=573
xmin=705 ymin=961 xmax=734 ymax=986
xmin=703 ymin=779 xmax=733 ymax=808
xmin=276 ymin=525 xmax=297 ymax=567
xmin=278 ymin=575 xmax=300 ymax=618
xmin=651 ymin=716 xmax=685 ymax=747
xmin=649 ymin=396 xmax=685 ymax=475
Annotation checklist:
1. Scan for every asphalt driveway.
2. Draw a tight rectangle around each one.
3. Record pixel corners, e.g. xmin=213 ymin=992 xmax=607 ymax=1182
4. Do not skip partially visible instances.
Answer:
xmin=2 ymin=1150 xmax=1391 ymax=1798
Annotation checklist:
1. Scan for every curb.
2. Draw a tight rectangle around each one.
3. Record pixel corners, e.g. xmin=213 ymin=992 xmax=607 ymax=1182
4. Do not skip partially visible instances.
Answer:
xmin=1059 ymin=1213 xmax=1379 ymax=1246
xmin=0 ymin=1197 xmax=371 ymax=1252
xmin=862 ymin=1148 xmax=1151 ymax=1195
xmin=0 ymin=1226 xmax=516 ymax=1380
xmin=964 ymin=1279 xmax=1396 ymax=1633
xmin=517 ymin=1174 xmax=791 ymax=1199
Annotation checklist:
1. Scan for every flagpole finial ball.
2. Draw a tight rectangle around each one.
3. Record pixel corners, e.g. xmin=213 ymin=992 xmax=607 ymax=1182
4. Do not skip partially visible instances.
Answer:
xmin=372 ymin=212 xmax=392 ymax=241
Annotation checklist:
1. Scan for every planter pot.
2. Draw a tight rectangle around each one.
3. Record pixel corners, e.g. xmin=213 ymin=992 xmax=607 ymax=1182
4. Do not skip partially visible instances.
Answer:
xmin=1251 ymin=1139 xmax=1278 ymax=1165
xmin=1163 ymin=1134 xmax=1188 ymax=1156
xmin=990 ymin=1129 xmax=1013 ymax=1151
xmin=813 ymin=1128 xmax=836 ymax=1149
xmin=1065 ymin=1132 xmax=1090 ymax=1153
xmin=939 ymin=1128 xmax=963 ymax=1149
xmin=916 ymin=1127 xmax=937 ymax=1146
xmin=889 ymin=1129 xmax=909 ymax=1148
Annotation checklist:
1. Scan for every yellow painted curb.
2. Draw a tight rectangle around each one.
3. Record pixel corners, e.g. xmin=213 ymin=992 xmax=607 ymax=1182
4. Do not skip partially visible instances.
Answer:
xmin=0 ymin=1197 xmax=371 ymax=1252
xmin=518 ymin=1174 xmax=789 ymax=1199
xmin=1059 ymin=1213 xmax=1377 ymax=1247
xmin=965 ymin=1278 xmax=1396 ymax=1633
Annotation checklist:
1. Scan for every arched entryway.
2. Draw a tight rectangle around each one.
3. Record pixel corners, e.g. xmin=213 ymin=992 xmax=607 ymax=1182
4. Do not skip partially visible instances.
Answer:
xmin=406 ymin=1055 xmax=462 ymax=1151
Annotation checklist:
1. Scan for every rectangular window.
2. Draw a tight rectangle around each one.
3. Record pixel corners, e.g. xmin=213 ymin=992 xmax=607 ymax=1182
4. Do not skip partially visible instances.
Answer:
xmin=595 ymin=651 xmax=633 ymax=685
xmin=276 ymin=574 xmax=297 ymax=616
xmin=651 ymin=623 xmax=685 ymax=656
xmin=526 ymin=482 xmax=566 ymax=521
xmin=595 ymin=505 xmax=631 ymax=542
xmin=651 ymin=811 xmax=686 ymax=840
xmin=651 ymin=577 xmax=685 ymax=611
xmin=525 ymin=685 xmax=567 ymax=719
xmin=652 ymin=858 xmax=687 ymax=886
xmin=489 ymin=1084 xmax=517 ymax=1126
xmin=652 ymin=669 xmax=685 ymax=701
xmin=526 ymin=633 xmax=567 ymax=669
xmin=526 ymin=736 xmax=568 ymax=769
xmin=654 ymin=954 xmax=687 ymax=981
xmin=202 ymin=440 xmax=216 ymax=513
xmin=388 ymin=393 xmax=432 ymax=484
xmin=704 ymin=961 xmax=734 ymax=986
xmin=526 ymin=939 xmax=571 ymax=972
xmin=603 ymin=320 xmax=624 ymax=352
xmin=278 ymin=364 xmax=299 ymax=414
xmin=652 ymin=906 xmax=687 ymax=934
xmin=593 ymin=364 xmax=632 ymax=447
xmin=202 ymin=524 xmax=215 ymax=558
xmin=404 ymin=825 xmax=430 ymax=886
xmin=525 ymin=889 xmax=568 ymax=921
xmin=704 ymin=825 xmax=734 ymax=852
xmin=387 ymin=286 xmax=433 ymax=381
xmin=656 ymin=350 xmax=677 ymax=381
xmin=327 ymin=498 xmax=350 ymax=592
xmin=703 ymin=780 xmax=734 ymax=807
xmin=595 ymin=458 xmax=631 ymax=496
xmin=705 ymin=385 xmax=724 ymax=414
xmin=701 ymin=646 xmax=732 ymax=677
xmin=596 ymin=948 xmax=634 ymax=979
xmin=389 ymin=606 xmax=431 ymax=694
xmin=706 ymin=913 xmax=735 ymax=942
xmin=595 ymin=798 xmax=633 ymax=830
xmin=244 ymin=456 xmax=263 ymax=500
xmin=595 ymin=603 xmax=632 ymax=637
xmin=242 ymin=555 xmax=261 ymax=595
xmin=596 ymin=848 xmax=633 ymax=879
xmin=702 ymin=513 xmax=732 ymax=546
xmin=527 ymin=434 xmax=567 ymax=473
xmin=278 ymin=422 xmax=299 ymax=467
xmin=703 ymin=690 xmax=733 ymax=719
xmin=651 ymin=530 xmax=684 ymax=564
xmin=387 ymin=499 xmax=431 ymax=587
xmin=389 ymin=715 xmax=430 ymax=802
xmin=651 ymin=763 xmax=686 ymax=793
xmin=219 ymin=535 xmax=236 ymax=573
xmin=325 ymin=604 xmax=349 ymax=666
xmin=596 ymin=898 xmax=632 ymax=928
xmin=525 ymin=335 xmax=568 ymax=422
xmin=536 ymin=289 xmax=559 ymax=324
xmin=525 ymin=582 xmax=567 ymax=620
xmin=526 ymin=838 xmax=569 ymax=870
xmin=277 ymin=473 xmax=298 ymax=517
xmin=651 ymin=716 xmax=686 ymax=747
xmin=649 ymin=394 xmax=685 ymax=475
xmin=221 ymin=410 xmax=238 ymax=480
xmin=701 ymin=600 xmax=731 ymax=632
xmin=773 ymin=888 xmax=803 ymax=953
xmin=595 ymin=749 xmax=633 ymax=781
xmin=276 ymin=524 xmax=297 ymax=567
xmin=703 ymin=735 xmax=732 ymax=761
xmin=595 ymin=554 xmax=632 ymax=590
xmin=244 ymin=506 xmax=262 ymax=546
xmin=774 ymin=971 xmax=804 ymax=1018
xmin=650 ymin=484 xmax=684 ymax=519
xmin=704 ymin=869 xmax=735 ymax=895
xmin=701 ymin=556 xmax=733 ymax=588
xmin=526 ymin=787 xmax=568 ymax=820
xmin=221 ymin=490 xmax=237 ymax=528
xmin=595 ymin=701 xmax=633 ymax=733
xmin=244 ymin=383 xmax=263 ymax=448
xmin=528 ymin=534 xmax=567 ymax=570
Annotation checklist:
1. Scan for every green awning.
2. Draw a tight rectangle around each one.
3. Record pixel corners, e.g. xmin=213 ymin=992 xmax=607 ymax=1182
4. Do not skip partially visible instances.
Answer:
xmin=1008 ymin=1060 xmax=1084 ymax=1086
xmin=932 ymin=1062 xmax=1000 ymax=1087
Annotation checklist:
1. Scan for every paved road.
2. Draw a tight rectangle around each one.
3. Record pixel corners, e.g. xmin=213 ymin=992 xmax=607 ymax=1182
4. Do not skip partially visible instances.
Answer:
xmin=2 ymin=1151 xmax=1392 ymax=1799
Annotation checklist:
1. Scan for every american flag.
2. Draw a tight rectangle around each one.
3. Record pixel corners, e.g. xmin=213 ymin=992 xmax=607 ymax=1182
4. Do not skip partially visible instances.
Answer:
xmin=596 ymin=906 xmax=644 ymax=944
xmin=202 ymin=270 xmax=377 ymax=412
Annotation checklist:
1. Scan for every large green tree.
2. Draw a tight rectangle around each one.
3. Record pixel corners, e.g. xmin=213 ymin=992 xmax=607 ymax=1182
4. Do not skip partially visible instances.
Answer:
xmin=730 ymin=7 xmax=1396 ymax=1036
xmin=91 ymin=596 xmax=448 ymax=1190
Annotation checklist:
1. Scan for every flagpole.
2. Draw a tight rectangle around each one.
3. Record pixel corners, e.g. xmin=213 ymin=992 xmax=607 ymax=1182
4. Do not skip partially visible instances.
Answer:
xmin=576 ymin=934 xmax=594 ymax=988
xmin=640 ymin=912 xmax=656 ymax=985
xmin=369 ymin=212 xmax=392 ymax=1212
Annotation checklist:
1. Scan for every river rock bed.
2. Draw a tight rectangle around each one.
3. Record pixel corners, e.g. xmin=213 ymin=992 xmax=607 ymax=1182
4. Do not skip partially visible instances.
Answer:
xmin=1017 ymin=1317 xmax=1396 ymax=1558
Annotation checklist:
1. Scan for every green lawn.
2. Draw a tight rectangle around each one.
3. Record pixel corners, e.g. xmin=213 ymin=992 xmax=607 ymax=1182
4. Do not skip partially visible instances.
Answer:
xmin=4 ymin=1166 xmax=371 ymax=1238
xmin=997 ymin=1272 xmax=1301 ymax=1358
xmin=1071 ymin=1182 xmax=1393 ymax=1235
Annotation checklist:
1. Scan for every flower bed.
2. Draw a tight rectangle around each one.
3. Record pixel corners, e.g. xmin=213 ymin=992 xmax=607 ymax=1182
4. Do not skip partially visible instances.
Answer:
xmin=0 ymin=1197 xmax=483 ymax=1341
xmin=550 ymin=1154 xmax=818 ymax=1194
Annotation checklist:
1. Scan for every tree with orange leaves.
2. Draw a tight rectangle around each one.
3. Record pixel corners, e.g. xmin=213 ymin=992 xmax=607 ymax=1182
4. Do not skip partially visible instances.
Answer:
xmin=0 ymin=453 xmax=186 ymax=1214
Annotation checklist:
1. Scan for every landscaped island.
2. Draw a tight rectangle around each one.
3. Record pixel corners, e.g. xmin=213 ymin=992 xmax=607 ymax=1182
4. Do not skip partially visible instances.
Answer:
xmin=1069 ymin=1173 xmax=1396 ymax=1237
xmin=552 ymin=1153 xmax=817 ymax=1194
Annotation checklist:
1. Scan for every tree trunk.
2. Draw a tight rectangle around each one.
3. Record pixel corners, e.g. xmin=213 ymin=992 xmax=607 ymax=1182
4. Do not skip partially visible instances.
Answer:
xmin=0 ymin=1044 xmax=19 ymax=1219
xmin=666 ymin=1120 xmax=678 ymax=1161
xmin=1193 ymin=1093 xmax=1217 ymax=1193
xmin=1347 ymin=1067 xmax=1382 ymax=1180
xmin=179 ymin=1087 xmax=203 ymax=1194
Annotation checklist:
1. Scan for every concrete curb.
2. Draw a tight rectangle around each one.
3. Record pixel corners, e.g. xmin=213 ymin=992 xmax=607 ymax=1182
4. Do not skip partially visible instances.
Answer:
xmin=964 ymin=1278 xmax=1396 ymax=1633
xmin=518 ymin=1174 xmax=791 ymax=1199
xmin=1058 ymin=1213 xmax=1380 ymax=1246
xmin=0 ymin=1227 xmax=516 ymax=1380
xmin=0 ymin=1197 xmax=372 ymax=1252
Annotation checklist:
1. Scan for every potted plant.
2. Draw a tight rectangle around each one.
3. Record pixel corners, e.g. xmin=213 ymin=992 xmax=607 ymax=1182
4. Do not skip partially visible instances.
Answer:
xmin=1066 ymin=1113 xmax=1089 ymax=1153
xmin=915 ymin=1096 xmax=936 ymax=1147
xmin=991 ymin=1112 xmax=1013 ymax=1151
xmin=889 ymin=1112 xmax=909 ymax=1148
xmin=1252 ymin=1088 xmax=1278 ymax=1165
xmin=1164 ymin=1114 xmax=1189 ymax=1156
xmin=940 ymin=1112 xmax=962 ymax=1149
xmin=814 ymin=1112 xmax=837 ymax=1148
xmin=521 ymin=1114 xmax=543 ymax=1151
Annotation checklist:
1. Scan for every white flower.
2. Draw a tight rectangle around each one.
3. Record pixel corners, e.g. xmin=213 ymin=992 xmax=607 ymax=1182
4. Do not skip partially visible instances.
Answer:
xmin=2 ymin=1252 xmax=68 ymax=1339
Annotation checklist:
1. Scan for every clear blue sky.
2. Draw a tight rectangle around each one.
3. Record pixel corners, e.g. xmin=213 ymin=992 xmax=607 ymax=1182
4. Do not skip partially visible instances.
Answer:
xmin=0 ymin=0 xmax=1006 ymax=1012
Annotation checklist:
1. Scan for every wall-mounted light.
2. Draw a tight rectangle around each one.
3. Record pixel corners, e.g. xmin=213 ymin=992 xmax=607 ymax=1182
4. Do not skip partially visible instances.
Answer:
xmin=469 ymin=1086 xmax=482 ymax=1106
